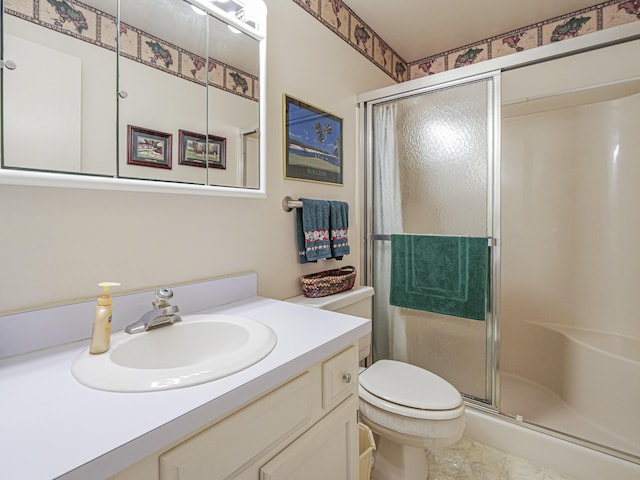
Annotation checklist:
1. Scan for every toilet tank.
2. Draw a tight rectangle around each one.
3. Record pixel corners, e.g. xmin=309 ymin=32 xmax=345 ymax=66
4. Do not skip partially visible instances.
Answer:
xmin=285 ymin=286 xmax=374 ymax=362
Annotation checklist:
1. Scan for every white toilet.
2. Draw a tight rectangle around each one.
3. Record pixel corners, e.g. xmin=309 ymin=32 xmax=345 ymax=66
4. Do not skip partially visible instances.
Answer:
xmin=359 ymin=360 xmax=465 ymax=479
xmin=286 ymin=286 xmax=466 ymax=480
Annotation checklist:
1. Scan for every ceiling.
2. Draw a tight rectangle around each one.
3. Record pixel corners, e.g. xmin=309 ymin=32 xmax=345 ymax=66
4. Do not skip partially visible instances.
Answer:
xmin=341 ymin=0 xmax=601 ymax=62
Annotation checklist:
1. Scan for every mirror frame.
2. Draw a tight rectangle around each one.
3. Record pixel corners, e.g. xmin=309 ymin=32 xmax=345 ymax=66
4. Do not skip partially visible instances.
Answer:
xmin=0 ymin=0 xmax=267 ymax=198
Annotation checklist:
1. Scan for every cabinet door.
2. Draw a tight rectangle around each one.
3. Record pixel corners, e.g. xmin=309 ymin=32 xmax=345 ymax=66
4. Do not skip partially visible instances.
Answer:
xmin=260 ymin=396 xmax=358 ymax=480
xmin=160 ymin=371 xmax=316 ymax=480
xmin=2 ymin=7 xmax=116 ymax=175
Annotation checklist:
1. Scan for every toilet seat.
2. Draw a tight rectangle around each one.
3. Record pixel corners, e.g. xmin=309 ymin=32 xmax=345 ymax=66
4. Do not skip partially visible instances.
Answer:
xmin=359 ymin=360 xmax=464 ymax=420
xmin=359 ymin=386 xmax=464 ymax=420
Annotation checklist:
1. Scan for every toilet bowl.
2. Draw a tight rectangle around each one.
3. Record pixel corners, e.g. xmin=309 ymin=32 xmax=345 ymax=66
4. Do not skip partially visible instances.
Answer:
xmin=285 ymin=286 xmax=465 ymax=480
xmin=359 ymin=359 xmax=465 ymax=480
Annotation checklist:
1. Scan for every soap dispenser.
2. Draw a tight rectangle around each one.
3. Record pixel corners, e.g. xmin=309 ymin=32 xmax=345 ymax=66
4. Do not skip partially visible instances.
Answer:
xmin=90 ymin=282 xmax=120 ymax=354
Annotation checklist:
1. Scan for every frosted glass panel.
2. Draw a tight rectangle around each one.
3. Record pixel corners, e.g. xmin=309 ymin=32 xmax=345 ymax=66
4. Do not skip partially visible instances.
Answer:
xmin=389 ymin=80 xmax=488 ymax=237
xmin=371 ymin=78 xmax=494 ymax=403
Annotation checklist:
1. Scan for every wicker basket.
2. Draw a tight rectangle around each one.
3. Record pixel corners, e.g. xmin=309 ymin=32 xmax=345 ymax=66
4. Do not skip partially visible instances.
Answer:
xmin=300 ymin=266 xmax=356 ymax=298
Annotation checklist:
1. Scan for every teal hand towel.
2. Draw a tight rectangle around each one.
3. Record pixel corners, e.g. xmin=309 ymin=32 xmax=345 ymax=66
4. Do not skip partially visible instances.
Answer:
xmin=390 ymin=234 xmax=489 ymax=321
xmin=328 ymin=201 xmax=350 ymax=260
xmin=296 ymin=198 xmax=331 ymax=263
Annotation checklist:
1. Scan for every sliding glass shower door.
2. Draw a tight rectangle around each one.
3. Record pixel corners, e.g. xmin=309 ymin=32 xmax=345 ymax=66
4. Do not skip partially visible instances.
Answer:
xmin=364 ymin=73 xmax=500 ymax=406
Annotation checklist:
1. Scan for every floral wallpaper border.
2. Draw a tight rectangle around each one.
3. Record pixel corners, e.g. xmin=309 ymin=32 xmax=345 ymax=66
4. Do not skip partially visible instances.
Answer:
xmin=292 ymin=0 xmax=640 ymax=83
xmin=5 ymin=0 xmax=259 ymax=101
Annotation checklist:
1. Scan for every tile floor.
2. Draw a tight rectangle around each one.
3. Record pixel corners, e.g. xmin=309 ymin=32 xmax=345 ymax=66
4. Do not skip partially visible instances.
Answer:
xmin=426 ymin=437 xmax=574 ymax=480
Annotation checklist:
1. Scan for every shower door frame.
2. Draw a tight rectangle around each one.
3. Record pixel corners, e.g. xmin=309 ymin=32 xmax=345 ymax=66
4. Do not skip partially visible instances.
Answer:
xmin=360 ymin=71 xmax=502 ymax=410
xmin=358 ymin=21 xmax=640 ymax=462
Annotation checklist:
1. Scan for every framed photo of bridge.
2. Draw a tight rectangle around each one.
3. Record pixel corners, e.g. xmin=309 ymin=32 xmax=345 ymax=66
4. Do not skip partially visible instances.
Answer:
xmin=283 ymin=95 xmax=343 ymax=185
xmin=178 ymin=130 xmax=226 ymax=169
xmin=127 ymin=125 xmax=172 ymax=169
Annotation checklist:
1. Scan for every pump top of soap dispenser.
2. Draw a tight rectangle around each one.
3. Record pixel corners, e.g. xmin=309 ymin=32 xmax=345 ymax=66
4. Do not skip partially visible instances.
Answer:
xmin=97 ymin=282 xmax=120 ymax=305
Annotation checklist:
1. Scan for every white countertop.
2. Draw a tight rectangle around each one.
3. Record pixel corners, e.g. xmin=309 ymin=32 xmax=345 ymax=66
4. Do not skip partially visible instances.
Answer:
xmin=0 ymin=295 xmax=370 ymax=480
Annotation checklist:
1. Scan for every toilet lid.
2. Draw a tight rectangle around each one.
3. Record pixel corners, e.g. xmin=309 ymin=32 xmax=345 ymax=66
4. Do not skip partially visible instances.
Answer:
xmin=359 ymin=360 xmax=462 ymax=411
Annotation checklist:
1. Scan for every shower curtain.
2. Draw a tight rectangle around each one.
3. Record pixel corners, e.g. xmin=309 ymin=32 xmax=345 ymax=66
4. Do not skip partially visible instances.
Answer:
xmin=371 ymin=103 xmax=407 ymax=361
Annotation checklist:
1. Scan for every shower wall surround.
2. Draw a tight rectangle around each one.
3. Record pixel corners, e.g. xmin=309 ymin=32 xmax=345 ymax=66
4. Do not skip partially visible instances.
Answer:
xmin=291 ymin=0 xmax=640 ymax=81
xmin=501 ymin=83 xmax=640 ymax=459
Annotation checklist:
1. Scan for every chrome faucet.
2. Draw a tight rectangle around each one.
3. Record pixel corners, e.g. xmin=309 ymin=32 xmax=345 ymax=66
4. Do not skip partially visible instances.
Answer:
xmin=125 ymin=288 xmax=182 ymax=334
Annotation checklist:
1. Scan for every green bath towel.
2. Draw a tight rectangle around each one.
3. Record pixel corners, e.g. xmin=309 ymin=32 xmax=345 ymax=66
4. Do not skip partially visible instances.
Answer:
xmin=390 ymin=234 xmax=489 ymax=321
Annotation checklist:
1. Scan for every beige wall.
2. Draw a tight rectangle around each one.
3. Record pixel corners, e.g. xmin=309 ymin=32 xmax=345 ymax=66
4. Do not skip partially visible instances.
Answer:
xmin=0 ymin=0 xmax=393 ymax=314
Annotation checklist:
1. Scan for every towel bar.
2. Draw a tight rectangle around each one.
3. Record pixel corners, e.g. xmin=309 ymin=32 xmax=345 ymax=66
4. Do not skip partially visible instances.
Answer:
xmin=370 ymin=234 xmax=495 ymax=246
xmin=282 ymin=196 xmax=303 ymax=212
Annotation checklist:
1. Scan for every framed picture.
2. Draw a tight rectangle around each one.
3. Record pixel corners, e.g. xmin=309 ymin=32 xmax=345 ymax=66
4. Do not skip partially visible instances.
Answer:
xmin=178 ymin=130 xmax=227 ymax=169
xmin=127 ymin=125 xmax=172 ymax=169
xmin=283 ymin=94 xmax=343 ymax=185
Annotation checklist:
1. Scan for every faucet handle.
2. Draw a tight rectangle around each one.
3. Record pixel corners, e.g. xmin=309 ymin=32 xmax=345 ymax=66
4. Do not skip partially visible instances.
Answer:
xmin=154 ymin=288 xmax=174 ymax=308
xmin=162 ymin=305 xmax=180 ymax=316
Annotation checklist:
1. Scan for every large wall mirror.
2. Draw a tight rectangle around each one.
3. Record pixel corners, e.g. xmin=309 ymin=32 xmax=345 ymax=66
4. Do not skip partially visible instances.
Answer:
xmin=1 ymin=0 xmax=265 ymax=194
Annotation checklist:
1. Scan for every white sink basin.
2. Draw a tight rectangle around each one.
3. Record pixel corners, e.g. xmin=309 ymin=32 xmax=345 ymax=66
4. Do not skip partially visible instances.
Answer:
xmin=72 ymin=314 xmax=277 ymax=392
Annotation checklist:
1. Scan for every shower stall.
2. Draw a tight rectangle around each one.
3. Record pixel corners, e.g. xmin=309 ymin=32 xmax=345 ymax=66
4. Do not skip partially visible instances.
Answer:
xmin=360 ymin=35 xmax=640 ymax=466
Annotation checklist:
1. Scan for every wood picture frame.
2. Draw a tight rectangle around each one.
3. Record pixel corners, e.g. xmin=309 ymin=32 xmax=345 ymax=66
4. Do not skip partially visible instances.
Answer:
xmin=283 ymin=94 xmax=343 ymax=185
xmin=178 ymin=130 xmax=226 ymax=169
xmin=127 ymin=125 xmax=172 ymax=169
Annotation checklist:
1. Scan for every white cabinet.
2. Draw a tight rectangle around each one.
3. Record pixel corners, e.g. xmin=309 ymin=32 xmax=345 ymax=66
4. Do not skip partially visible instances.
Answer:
xmin=321 ymin=343 xmax=358 ymax=409
xmin=111 ymin=344 xmax=359 ymax=480
xmin=260 ymin=396 xmax=358 ymax=480
xmin=159 ymin=370 xmax=318 ymax=480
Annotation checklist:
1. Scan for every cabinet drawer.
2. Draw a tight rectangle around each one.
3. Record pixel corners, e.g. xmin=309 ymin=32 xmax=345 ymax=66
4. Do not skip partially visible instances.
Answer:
xmin=322 ymin=345 xmax=357 ymax=409
xmin=160 ymin=371 xmax=316 ymax=480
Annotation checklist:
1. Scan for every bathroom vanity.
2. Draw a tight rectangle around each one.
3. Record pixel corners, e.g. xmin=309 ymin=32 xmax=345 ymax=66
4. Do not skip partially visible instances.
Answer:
xmin=0 ymin=274 xmax=369 ymax=479
xmin=113 ymin=344 xmax=359 ymax=480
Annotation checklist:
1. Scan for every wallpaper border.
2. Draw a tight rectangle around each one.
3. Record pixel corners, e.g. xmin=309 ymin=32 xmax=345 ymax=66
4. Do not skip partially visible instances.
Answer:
xmin=5 ymin=0 xmax=259 ymax=101
xmin=291 ymin=0 xmax=640 ymax=83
